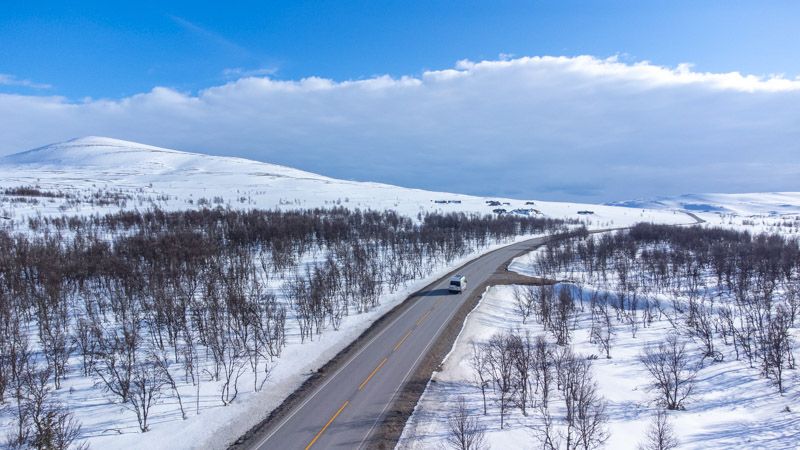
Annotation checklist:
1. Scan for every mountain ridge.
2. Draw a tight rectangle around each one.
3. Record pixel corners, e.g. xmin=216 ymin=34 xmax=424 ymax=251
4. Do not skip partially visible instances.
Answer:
xmin=607 ymin=192 xmax=800 ymax=216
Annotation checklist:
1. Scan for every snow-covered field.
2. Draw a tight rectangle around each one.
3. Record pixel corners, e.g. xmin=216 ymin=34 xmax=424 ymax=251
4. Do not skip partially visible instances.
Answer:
xmin=398 ymin=286 xmax=800 ymax=449
xmin=609 ymin=192 xmax=800 ymax=217
xmin=398 ymin=283 xmax=799 ymax=449
xmin=0 ymin=137 xmax=693 ymax=449
xmin=609 ymin=192 xmax=800 ymax=236
xmin=400 ymin=223 xmax=800 ymax=449
xmin=0 ymin=137 xmax=687 ymax=229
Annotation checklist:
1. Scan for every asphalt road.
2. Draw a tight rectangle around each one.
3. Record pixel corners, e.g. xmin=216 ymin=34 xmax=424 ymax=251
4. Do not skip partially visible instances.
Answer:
xmin=248 ymin=235 xmax=551 ymax=450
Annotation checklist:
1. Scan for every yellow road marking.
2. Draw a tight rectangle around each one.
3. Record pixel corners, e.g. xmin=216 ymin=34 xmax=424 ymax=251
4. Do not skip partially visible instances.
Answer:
xmin=416 ymin=309 xmax=433 ymax=326
xmin=393 ymin=329 xmax=414 ymax=351
xmin=305 ymin=400 xmax=349 ymax=450
xmin=359 ymin=358 xmax=388 ymax=391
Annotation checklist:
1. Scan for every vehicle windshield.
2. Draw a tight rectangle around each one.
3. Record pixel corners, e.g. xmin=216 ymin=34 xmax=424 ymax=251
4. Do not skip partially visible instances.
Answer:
xmin=450 ymin=280 xmax=461 ymax=287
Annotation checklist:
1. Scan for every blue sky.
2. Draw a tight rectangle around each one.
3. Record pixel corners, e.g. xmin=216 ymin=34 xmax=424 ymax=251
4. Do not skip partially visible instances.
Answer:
xmin=1 ymin=2 xmax=799 ymax=202
xmin=3 ymin=1 xmax=799 ymax=99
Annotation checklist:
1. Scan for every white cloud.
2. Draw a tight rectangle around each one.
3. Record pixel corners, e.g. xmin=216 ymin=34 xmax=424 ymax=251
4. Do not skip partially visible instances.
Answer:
xmin=0 ymin=74 xmax=52 ymax=90
xmin=222 ymin=67 xmax=279 ymax=79
xmin=1 ymin=55 xmax=798 ymax=202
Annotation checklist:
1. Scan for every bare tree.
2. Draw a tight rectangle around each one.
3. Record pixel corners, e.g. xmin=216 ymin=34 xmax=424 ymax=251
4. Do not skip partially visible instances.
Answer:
xmin=128 ymin=357 xmax=169 ymax=432
xmin=151 ymin=350 xmax=186 ymax=419
xmin=532 ymin=401 xmax=560 ymax=450
xmin=485 ymin=332 xmax=517 ymax=429
xmin=551 ymin=287 xmax=575 ymax=346
xmin=73 ymin=318 xmax=101 ymax=377
xmin=513 ymin=285 xmax=536 ymax=324
xmin=686 ymin=296 xmax=717 ymax=360
xmin=555 ymin=348 xmax=608 ymax=450
xmin=765 ymin=305 xmax=794 ymax=393
xmin=639 ymin=335 xmax=699 ymax=410
xmin=590 ymin=293 xmax=614 ymax=359
xmin=6 ymin=323 xmax=34 ymax=448
xmin=532 ymin=346 xmax=607 ymax=450
xmin=445 ymin=396 xmax=487 ymax=450
xmin=638 ymin=410 xmax=679 ymax=450
xmin=509 ymin=330 xmax=534 ymax=416
xmin=469 ymin=342 xmax=490 ymax=415
xmin=94 ymin=325 xmax=138 ymax=404
xmin=532 ymin=335 xmax=553 ymax=409
xmin=8 ymin=365 xmax=86 ymax=450
xmin=571 ymin=370 xmax=608 ymax=450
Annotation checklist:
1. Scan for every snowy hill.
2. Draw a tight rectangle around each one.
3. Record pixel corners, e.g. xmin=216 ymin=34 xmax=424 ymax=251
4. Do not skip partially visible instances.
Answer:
xmin=0 ymin=136 xmax=687 ymax=227
xmin=608 ymin=192 xmax=800 ymax=216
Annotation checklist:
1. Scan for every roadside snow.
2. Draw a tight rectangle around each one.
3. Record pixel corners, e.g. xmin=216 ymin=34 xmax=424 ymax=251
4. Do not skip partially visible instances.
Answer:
xmin=398 ymin=284 xmax=800 ymax=449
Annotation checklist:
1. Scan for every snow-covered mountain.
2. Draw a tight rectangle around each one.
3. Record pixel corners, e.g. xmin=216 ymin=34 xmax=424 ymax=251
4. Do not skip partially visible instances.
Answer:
xmin=0 ymin=136 xmax=687 ymax=227
xmin=608 ymin=192 xmax=800 ymax=216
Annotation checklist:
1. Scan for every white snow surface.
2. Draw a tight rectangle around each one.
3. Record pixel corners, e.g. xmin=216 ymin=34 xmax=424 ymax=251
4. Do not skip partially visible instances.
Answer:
xmin=608 ymin=192 xmax=800 ymax=237
xmin=608 ymin=192 xmax=800 ymax=217
xmin=0 ymin=137 xmax=695 ymax=450
xmin=0 ymin=136 xmax=686 ymax=228
xmin=398 ymin=283 xmax=800 ymax=450
xmin=6 ymin=137 xmax=798 ymax=449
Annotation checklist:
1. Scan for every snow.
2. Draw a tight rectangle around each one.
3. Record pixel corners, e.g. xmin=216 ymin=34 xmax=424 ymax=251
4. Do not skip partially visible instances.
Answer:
xmin=79 ymin=235 xmax=546 ymax=450
xmin=609 ymin=192 xmax=800 ymax=237
xmin=20 ymin=137 xmax=792 ymax=449
xmin=398 ymin=282 xmax=800 ymax=449
xmin=400 ymin=208 xmax=800 ymax=450
xmin=0 ymin=137 xmax=687 ymax=229
xmin=608 ymin=192 xmax=800 ymax=217
xmin=0 ymin=137 xmax=695 ymax=449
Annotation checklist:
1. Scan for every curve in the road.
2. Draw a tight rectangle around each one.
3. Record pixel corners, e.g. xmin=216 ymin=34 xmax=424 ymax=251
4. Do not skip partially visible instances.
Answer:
xmin=238 ymin=216 xmax=702 ymax=450
xmin=240 ymin=235 xmax=553 ymax=450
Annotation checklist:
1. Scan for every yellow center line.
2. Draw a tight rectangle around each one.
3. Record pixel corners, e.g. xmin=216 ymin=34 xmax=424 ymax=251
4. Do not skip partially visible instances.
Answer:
xmin=393 ymin=328 xmax=414 ymax=351
xmin=305 ymin=400 xmax=349 ymax=450
xmin=359 ymin=357 xmax=388 ymax=391
xmin=415 ymin=308 xmax=433 ymax=326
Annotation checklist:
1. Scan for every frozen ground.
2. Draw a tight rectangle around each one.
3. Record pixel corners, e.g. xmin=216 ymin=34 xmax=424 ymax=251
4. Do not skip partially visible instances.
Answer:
xmin=398 ymin=282 xmax=800 ymax=450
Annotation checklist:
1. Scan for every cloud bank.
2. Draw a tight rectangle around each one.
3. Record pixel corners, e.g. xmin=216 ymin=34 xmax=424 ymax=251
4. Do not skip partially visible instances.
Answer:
xmin=1 ymin=55 xmax=798 ymax=202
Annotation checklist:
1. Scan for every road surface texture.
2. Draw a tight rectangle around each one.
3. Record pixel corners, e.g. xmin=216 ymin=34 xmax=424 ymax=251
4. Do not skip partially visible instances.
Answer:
xmin=235 ymin=233 xmax=565 ymax=450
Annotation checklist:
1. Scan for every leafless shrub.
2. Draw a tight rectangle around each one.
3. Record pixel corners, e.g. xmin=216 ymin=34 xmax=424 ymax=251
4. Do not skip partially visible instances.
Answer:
xmin=7 ymin=365 xmax=86 ymax=450
xmin=638 ymin=410 xmax=679 ymax=450
xmin=639 ymin=335 xmax=699 ymax=410
xmin=485 ymin=332 xmax=518 ymax=429
xmin=128 ymin=357 xmax=169 ymax=432
xmin=469 ymin=342 xmax=491 ymax=415
xmin=445 ymin=396 xmax=487 ymax=450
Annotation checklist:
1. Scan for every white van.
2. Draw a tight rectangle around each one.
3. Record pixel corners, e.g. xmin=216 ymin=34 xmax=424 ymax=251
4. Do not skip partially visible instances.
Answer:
xmin=448 ymin=274 xmax=467 ymax=293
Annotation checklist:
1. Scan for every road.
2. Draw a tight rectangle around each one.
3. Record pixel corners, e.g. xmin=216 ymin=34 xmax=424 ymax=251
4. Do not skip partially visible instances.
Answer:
xmin=247 ymin=234 xmax=553 ymax=450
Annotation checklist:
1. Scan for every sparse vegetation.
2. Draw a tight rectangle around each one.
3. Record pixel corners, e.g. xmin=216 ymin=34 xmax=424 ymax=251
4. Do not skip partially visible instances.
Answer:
xmin=0 ymin=206 xmax=572 ymax=440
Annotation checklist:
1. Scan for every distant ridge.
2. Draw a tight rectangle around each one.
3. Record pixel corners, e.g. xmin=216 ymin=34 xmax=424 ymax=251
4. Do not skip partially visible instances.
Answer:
xmin=3 ymin=136 xmax=185 ymax=164
xmin=607 ymin=192 xmax=800 ymax=216
xmin=0 ymin=136 xmax=331 ymax=181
